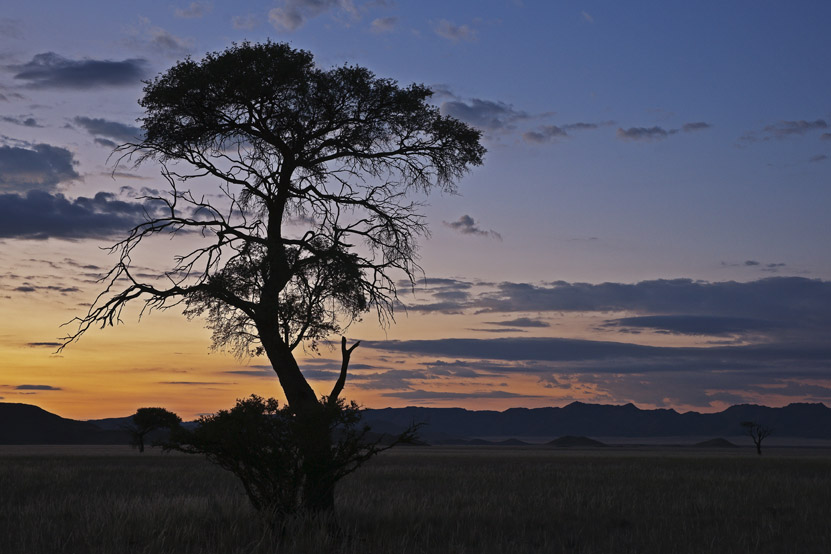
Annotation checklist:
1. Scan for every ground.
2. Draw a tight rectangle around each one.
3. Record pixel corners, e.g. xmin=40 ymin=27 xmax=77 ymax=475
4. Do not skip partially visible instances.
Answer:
xmin=1 ymin=444 xmax=830 ymax=553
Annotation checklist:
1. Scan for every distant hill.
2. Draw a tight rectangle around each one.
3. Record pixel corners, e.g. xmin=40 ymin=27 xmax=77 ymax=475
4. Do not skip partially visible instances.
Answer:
xmin=548 ymin=436 xmax=607 ymax=447
xmin=362 ymin=401 xmax=831 ymax=441
xmin=2 ymin=401 xmax=830 ymax=445
xmin=694 ymin=438 xmax=737 ymax=448
xmin=0 ymin=403 xmax=129 ymax=445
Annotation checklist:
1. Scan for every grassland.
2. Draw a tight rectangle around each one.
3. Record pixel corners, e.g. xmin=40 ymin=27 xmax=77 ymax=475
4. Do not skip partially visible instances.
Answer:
xmin=1 ymin=445 xmax=830 ymax=553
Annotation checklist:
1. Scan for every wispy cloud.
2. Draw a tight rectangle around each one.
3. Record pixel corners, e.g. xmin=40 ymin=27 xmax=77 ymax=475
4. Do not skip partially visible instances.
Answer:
xmin=370 ymin=16 xmax=397 ymax=33
xmin=174 ymin=2 xmax=211 ymax=18
xmin=0 ymin=190 xmax=162 ymax=240
xmin=0 ymin=143 xmax=79 ymax=193
xmin=740 ymin=119 xmax=828 ymax=143
xmin=443 ymin=215 xmax=502 ymax=240
xmin=73 ymin=116 xmax=143 ymax=144
xmin=269 ymin=0 xmax=357 ymax=31
xmin=617 ymin=126 xmax=675 ymax=141
xmin=433 ymin=19 xmax=477 ymax=42
xmin=9 ymin=53 xmax=148 ymax=89
xmin=440 ymin=98 xmax=530 ymax=133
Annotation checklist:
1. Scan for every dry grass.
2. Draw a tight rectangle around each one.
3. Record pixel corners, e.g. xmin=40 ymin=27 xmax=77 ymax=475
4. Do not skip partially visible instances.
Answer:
xmin=1 ymin=445 xmax=830 ymax=553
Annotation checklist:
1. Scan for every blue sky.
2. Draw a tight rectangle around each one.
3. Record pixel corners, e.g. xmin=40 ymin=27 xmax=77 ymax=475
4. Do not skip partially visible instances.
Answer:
xmin=0 ymin=1 xmax=829 ymax=418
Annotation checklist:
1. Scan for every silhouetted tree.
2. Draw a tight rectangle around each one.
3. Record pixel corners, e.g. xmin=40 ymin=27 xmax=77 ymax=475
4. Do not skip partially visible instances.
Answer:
xmin=741 ymin=421 xmax=773 ymax=455
xmin=62 ymin=41 xmax=484 ymax=515
xmin=128 ymin=407 xmax=182 ymax=453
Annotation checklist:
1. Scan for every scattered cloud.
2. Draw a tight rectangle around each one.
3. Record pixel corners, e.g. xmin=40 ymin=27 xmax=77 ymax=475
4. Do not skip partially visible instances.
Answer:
xmin=443 ymin=215 xmax=502 ymax=240
xmin=0 ymin=190 xmax=161 ymax=240
xmin=433 ymin=19 xmax=477 ymax=42
xmin=682 ymin=122 xmax=711 ymax=132
xmin=0 ymin=18 xmax=23 ymax=39
xmin=822 ymin=133 xmax=831 ymax=141
xmin=175 ymin=2 xmax=211 ymax=18
xmin=809 ymin=154 xmax=827 ymax=163
xmin=1 ymin=115 xmax=40 ymax=127
xmin=0 ymin=143 xmax=79 ymax=193
xmin=26 ymin=342 xmax=63 ymax=348
xmin=580 ymin=11 xmax=594 ymax=23
xmin=231 ymin=14 xmax=260 ymax=29
xmin=740 ymin=119 xmax=828 ymax=143
xmin=381 ymin=389 xmax=545 ymax=400
xmin=523 ymin=121 xmax=613 ymax=144
xmin=15 ymin=384 xmax=62 ymax=391
xmin=523 ymin=125 xmax=567 ymax=143
xmin=617 ymin=126 xmax=675 ymax=141
xmin=269 ymin=0 xmax=357 ymax=32
xmin=440 ymin=98 xmax=530 ymax=133
xmin=73 ymin=116 xmax=143 ymax=144
xmin=486 ymin=317 xmax=550 ymax=328
xmin=370 ymin=16 xmax=397 ymax=33
xmin=9 ymin=53 xmax=148 ymax=89
xmin=600 ymin=315 xmax=780 ymax=336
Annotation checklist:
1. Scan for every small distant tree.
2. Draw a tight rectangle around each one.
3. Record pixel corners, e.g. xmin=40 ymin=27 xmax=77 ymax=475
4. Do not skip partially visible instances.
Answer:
xmin=741 ymin=421 xmax=773 ymax=455
xmin=128 ymin=407 xmax=182 ymax=453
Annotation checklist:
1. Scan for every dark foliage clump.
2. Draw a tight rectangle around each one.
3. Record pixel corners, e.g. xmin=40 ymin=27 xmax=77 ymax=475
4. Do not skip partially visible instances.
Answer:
xmin=165 ymin=395 xmax=417 ymax=517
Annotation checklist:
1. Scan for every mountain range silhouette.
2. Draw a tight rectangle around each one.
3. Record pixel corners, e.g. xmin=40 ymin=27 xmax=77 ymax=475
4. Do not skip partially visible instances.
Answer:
xmin=2 ymin=401 xmax=830 ymax=445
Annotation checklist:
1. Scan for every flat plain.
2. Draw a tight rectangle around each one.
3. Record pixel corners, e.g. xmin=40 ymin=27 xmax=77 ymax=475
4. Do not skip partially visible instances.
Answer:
xmin=1 ymin=444 xmax=830 ymax=553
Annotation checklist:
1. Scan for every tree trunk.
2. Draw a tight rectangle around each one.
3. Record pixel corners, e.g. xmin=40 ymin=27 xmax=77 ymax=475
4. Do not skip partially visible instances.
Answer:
xmin=256 ymin=321 xmax=338 ymax=515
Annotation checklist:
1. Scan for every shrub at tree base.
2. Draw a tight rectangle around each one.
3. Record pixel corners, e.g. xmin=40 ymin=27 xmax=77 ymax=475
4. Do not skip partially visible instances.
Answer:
xmin=165 ymin=395 xmax=417 ymax=518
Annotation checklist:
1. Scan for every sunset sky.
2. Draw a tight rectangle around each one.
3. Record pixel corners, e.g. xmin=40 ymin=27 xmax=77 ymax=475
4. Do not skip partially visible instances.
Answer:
xmin=1 ymin=1 xmax=830 ymax=420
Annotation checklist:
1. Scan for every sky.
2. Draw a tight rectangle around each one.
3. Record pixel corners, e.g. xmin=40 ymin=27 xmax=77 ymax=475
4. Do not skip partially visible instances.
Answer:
xmin=1 ymin=1 xmax=830 ymax=420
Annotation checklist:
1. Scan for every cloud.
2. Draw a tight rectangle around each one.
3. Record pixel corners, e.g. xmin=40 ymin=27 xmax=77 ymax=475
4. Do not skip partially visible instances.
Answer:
xmin=0 ymin=190 xmax=161 ymax=240
xmin=580 ymin=11 xmax=594 ymax=23
xmin=144 ymin=27 xmax=193 ymax=58
xmin=0 ymin=143 xmax=79 ymax=192
xmin=440 ymin=98 xmax=530 ymax=132
xmin=0 ymin=18 xmax=23 ymax=39
xmin=402 ymin=276 xmax=831 ymax=344
xmin=523 ymin=121 xmax=613 ymax=144
xmin=175 ymin=2 xmax=211 ymax=18
xmin=9 ymin=53 xmax=148 ymax=89
xmin=763 ymin=119 xmax=827 ymax=138
xmin=15 ymin=384 xmax=62 ymax=390
xmin=822 ymin=133 xmax=831 ymax=141
xmin=809 ymin=154 xmax=827 ymax=163
xmin=231 ymin=14 xmax=259 ymax=29
xmin=73 ymin=116 xmax=143 ymax=143
xmin=476 ymin=277 xmax=831 ymax=323
xmin=0 ymin=116 xmax=40 ymax=127
xmin=523 ymin=125 xmax=567 ymax=144
xmin=370 ymin=16 xmax=397 ymax=33
xmin=443 ymin=215 xmax=502 ymax=240
xmin=682 ymin=122 xmax=711 ymax=132
xmin=741 ymin=119 xmax=828 ymax=143
xmin=26 ymin=342 xmax=63 ymax=348
xmin=269 ymin=0 xmax=356 ymax=31
xmin=381 ymin=389 xmax=544 ymax=400
xmin=617 ymin=126 xmax=676 ymax=141
xmin=600 ymin=315 xmax=779 ymax=336
xmin=433 ymin=19 xmax=477 ymax=42
xmin=486 ymin=317 xmax=550 ymax=328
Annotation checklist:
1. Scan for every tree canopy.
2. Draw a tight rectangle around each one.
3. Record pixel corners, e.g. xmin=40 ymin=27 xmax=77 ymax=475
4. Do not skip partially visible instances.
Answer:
xmin=65 ymin=41 xmax=484 ymax=415
xmin=63 ymin=41 xmax=484 ymax=514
